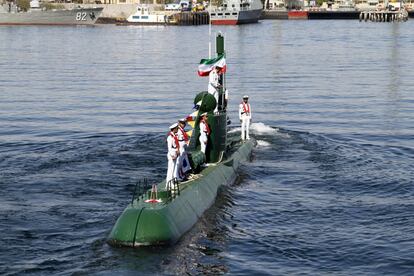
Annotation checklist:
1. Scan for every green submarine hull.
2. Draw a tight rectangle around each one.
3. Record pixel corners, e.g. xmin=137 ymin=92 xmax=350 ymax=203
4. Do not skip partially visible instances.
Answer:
xmin=108 ymin=33 xmax=255 ymax=247
xmin=107 ymin=138 xmax=254 ymax=247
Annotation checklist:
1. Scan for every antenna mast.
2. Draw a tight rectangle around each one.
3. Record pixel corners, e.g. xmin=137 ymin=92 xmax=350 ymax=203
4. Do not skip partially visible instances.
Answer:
xmin=208 ymin=0 xmax=212 ymax=58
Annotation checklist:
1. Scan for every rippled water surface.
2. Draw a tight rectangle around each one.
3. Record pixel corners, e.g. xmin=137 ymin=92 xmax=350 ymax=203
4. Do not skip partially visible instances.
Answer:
xmin=1 ymin=21 xmax=414 ymax=275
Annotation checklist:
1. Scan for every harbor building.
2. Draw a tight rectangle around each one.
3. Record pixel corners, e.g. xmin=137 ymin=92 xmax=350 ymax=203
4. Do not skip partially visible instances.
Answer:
xmin=264 ymin=0 xmax=411 ymax=11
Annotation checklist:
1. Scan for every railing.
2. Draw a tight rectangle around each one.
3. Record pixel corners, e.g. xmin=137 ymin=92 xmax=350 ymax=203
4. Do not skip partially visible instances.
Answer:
xmin=131 ymin=178 xmax=152 ymax=205
xmin=131 ymin=177 xmax=181 ymax=206
xmin=166 ymin=177 xmax=180 ymax=199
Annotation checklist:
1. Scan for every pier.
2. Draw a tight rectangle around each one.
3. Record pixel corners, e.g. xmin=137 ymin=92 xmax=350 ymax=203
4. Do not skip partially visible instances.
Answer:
xmin=107 ymin=11 xmax=209 ymax=26
xmin=261 ymin=10 xmax=413 ymax=21
xmin=64 ymin=3 xmax=414 ymax=24
xmin=308 ymin=10 xmax=360 ymax=20
xmin=170 ymin=11 xmax=209 ymax=25
xmin=359 ymin=10 xmax=409 ymax=22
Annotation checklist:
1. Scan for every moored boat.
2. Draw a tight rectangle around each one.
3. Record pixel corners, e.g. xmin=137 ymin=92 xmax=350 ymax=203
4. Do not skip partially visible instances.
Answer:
xmin=126 ymin=5 xmax=176 ymax=25
xmin=0 ymin=1 xmax=102 ymax=26
xmin=209 ymin=0 xmax=263 ymax=25
xmin=107 ymin=33 xmax=256 ymax=247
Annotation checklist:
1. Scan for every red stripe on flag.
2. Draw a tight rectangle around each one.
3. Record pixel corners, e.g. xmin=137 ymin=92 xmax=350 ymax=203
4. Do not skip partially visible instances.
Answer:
xmin=197 ymin=71 xmax=210 ymax=77
xmin=198 ymin=65 xmax=227 ymax=77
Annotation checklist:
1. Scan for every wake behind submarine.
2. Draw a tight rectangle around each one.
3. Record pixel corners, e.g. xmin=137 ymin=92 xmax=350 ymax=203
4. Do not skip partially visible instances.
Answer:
xmin=108 ymin=34 xmax=255 ymax=247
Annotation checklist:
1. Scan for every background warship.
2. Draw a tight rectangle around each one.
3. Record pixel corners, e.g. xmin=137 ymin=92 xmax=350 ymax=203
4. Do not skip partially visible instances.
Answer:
xmin=209 ymin=0 xmax=263 ymax=25
xmin=0 ymin=0 xmax=102 ymax=25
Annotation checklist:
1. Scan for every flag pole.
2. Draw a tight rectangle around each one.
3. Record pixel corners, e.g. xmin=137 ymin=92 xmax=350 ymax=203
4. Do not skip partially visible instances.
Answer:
xmin=208 ymin=0 xmax=212 ymax=59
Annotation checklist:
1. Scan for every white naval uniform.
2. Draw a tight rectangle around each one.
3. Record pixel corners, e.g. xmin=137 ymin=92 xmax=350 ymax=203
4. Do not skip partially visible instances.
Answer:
xmin=208 ymin=69 xmax=219 ymax=112
xmin=239 ymin=102 xmax=252 ymax=140
xmin=166 ymin=131 xmax=179 ymax=186
xmin=176 ymin=126 xmax=191 ymax=179
xmin=199 ymin=119 xmax=209 ymax=154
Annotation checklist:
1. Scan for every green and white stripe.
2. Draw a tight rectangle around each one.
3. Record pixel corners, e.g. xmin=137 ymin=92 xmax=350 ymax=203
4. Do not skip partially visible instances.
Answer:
xmin=197 ymin=54 xmax=226 ymax=76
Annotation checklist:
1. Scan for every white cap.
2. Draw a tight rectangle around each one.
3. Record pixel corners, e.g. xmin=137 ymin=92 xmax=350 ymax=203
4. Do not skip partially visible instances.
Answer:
xmin=169 ymin=123 xmax=178 ymax=130
xmin=243 ymin=95 xmax=249 ymax=99
xmin=201 ymin=112 xmax=208 ymax=117
xmin=178 ymin=118 xmax=186 ymax=123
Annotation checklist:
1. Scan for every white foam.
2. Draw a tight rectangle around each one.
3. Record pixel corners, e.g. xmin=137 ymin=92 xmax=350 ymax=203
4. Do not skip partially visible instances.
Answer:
xmin=256 ymin=140 xmax=271 ymax=147
xmin=250 ymin=122 xmax=278 ymax=135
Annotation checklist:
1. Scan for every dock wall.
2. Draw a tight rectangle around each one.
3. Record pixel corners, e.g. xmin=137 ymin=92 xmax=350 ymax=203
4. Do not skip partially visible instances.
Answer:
xmin=261 ymin=10 xmax=288 ymax=19
xmin=64 ymin=4 xmax=414 ymax=22
xmin=63 ymin=4 xmax=208 ymax=24
xmin=261 ymin=10 xmax=414 ymax=20
xmin=307 ymin=11 xmax=360 ymax=20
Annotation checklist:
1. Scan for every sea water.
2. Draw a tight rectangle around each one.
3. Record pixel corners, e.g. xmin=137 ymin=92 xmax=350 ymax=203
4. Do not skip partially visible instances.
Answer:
xmin=0 ymin=21 xmax=413 ymax=275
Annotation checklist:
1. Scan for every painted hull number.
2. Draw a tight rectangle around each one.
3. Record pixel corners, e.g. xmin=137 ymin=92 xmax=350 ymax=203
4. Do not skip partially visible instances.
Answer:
xmin=76 ymin=12 xmax=87 ymax=21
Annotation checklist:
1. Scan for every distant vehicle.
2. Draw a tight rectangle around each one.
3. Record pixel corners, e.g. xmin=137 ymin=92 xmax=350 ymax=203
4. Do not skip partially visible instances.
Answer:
xmin=165 ymin=0 xmax=191 ymax=11
xmin=192 ymin=3 xmax=205 ymax=12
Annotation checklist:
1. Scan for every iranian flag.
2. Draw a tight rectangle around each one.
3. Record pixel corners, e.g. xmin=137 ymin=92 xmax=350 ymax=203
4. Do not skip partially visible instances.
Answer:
xmin=197 ymin=54 xmax=227 ymax=77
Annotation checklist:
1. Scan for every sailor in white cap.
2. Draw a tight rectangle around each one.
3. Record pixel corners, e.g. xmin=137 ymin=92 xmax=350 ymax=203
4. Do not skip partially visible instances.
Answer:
xmin=199 ymin=112 xmax=210 ymax=154
xmin=208 ymin=66 xmax=220 ymax=113
xmin=239 ymin=95 xmax=252 ymax=140
xmin=176 ymin=118 xmax=191 ymax=180
xmin=166 ymin=123 xmax=180 ymax=186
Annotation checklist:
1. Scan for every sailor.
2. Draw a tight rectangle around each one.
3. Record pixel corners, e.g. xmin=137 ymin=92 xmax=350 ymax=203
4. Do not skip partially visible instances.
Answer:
xmin=199 ymin=112 xmax=210 ymax=154
xmin=166 ymin=123 xmax=180 ymax=186
xmin=176 ymin=118 xmax=191 ymax=180
xmin=239 ymin=95 xmax=252 ymax=140
xmin=208 ymin=66 xmax=221 ymax=113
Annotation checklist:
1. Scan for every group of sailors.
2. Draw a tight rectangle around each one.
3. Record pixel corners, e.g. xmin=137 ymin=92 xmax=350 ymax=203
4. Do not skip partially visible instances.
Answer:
xmin=165 ymin=112 xmax=211 ymax=185
xmin=165 ymin=95 xmax=251 ymax=185
xmin=166 ymin=118 xmax=191 ymax=184
xmin=165 ymin=65 xmax=252 ymax=185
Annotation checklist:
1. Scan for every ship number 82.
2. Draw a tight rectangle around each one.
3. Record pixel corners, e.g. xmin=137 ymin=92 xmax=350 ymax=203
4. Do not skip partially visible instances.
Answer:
xmin=76 ymin=12 xmax=87 ymax=21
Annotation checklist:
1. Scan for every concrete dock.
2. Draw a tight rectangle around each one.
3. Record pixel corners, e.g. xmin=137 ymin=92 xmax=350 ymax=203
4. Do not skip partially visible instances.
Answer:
xmin=260 ymin=10 xmax=414 ymax=20
xmin=66 ymin=4 xmax=414 ymax=24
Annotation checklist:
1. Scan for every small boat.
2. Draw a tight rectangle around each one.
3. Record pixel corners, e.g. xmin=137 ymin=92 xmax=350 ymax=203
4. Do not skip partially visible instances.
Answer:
xmin=209 ymin=0 xmax=263 ymax=25
xmin=0 ymin=0 xmax=102 ymax=26
xmin=126 ymin=5 xmax=175 ymax=25
xmin=107 ymin=33 xmax=255 ymax=247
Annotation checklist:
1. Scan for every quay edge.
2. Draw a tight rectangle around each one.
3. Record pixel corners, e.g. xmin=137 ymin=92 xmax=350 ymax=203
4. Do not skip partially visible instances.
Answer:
xmin=261 ymin=10 xmax=414 ymax=20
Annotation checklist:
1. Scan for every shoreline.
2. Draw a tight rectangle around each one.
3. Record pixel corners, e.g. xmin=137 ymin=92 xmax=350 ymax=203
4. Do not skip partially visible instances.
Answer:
xmin=52 ymin=4 xmax=413 ymax=24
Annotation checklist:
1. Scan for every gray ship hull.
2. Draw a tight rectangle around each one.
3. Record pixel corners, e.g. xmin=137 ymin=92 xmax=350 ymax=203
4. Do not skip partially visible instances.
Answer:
xmin=0 ymin=8 xmax=103 ymax=25
xmin=238 ymin=9 xmax=262 ymax=24
xmin=210 ymin=8 xmax=262 ymax=24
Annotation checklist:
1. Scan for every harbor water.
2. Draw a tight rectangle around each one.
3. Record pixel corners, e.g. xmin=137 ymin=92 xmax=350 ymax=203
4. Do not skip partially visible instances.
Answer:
xmin=1 ymin=21 xmax=414 ymax=275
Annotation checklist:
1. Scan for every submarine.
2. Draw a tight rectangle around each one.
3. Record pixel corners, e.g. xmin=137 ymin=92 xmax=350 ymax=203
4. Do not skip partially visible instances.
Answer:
xmin=108 ymin=33 xmax=255 ymax=247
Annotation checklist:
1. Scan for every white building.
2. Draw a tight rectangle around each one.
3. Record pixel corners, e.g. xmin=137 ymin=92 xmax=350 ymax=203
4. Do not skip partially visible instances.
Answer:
xmin=265 ymin=0 xmax=286 ymax=9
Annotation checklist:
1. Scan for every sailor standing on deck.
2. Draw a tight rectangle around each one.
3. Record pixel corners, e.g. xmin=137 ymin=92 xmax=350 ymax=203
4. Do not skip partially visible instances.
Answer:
xmin=239 ymin=95 xmax=252 ymax=141
xmin=199 ymin=112 xmax=210 ymax=154
xmin=166 ymin=123 xmax=180 ymax=185
xmin=208 ymin=66 xmax=221 ymax=113
xmin=176 ymin=118 xmax=191 ymax=180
